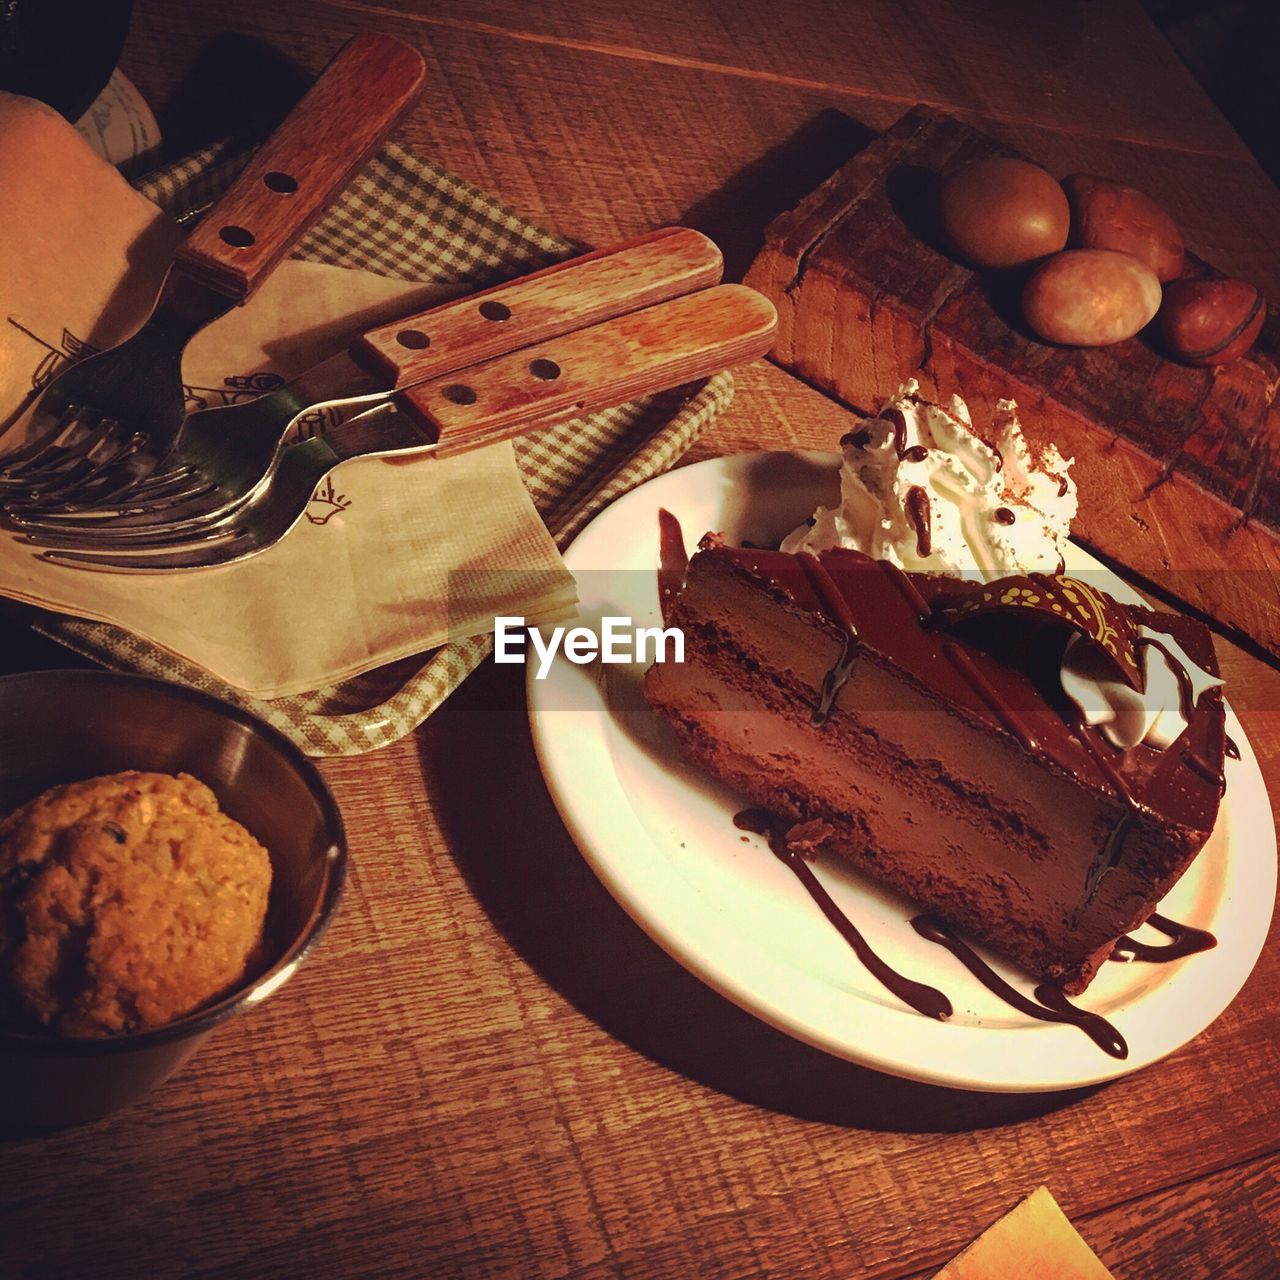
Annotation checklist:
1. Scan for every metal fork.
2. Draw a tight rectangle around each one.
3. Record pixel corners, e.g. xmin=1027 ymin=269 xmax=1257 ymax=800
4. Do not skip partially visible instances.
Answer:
xmin=0 ymin=34 xmax=426 ymax=498
xmin=4 ymin=227 xmax=725 ymax=545
xmin=23 ymin=285 xmax=778 ymax=572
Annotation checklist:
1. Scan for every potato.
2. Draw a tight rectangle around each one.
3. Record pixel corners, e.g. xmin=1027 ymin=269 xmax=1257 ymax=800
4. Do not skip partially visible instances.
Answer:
xmin=1159 ymin=277 xmax=1265 ymax=366
xmin=1063 ymin=174 xmax=1184 ymax=283
xmin=1023 ymin=250 xmax=1162 ymax=346
xmin=939 ymin=158 xmax=1069 ymax=270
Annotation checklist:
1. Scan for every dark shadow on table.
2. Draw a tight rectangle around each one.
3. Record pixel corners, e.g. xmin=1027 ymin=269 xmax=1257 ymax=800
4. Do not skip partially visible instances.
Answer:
xmin=678 ymin=109 xmax=877 ymax=282
xmin=418 ymin=659 xmax=1098 ymax=1133
xmin=136 ymin=32 xmax=313 ymax=160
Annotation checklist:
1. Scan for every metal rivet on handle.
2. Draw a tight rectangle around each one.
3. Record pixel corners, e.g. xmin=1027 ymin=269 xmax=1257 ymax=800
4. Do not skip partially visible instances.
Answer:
xmin=220 ymin=225 xmax=256 ymax=247
xmin=479 ymin=301 xmax=511 ymax=322
xmin=443 ymin=384 xmax=477 ymax=406
xmin=396 ymin=329 xmax=431 ymax=350
xmin=263 ymin=171 xmax=299 ymax=194
xmin=530 ymin=358 xmax=561 ymax=381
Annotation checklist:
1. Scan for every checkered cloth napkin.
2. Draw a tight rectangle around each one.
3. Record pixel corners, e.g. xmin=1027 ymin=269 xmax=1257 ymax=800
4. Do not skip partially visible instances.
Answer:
xmin=16 ymin=138 xmax=733 ymax=755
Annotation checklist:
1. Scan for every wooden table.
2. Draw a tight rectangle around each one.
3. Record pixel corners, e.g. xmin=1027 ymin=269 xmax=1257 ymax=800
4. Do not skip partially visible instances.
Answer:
xmin=5 ymin=3 xmax=1280 ymax=1276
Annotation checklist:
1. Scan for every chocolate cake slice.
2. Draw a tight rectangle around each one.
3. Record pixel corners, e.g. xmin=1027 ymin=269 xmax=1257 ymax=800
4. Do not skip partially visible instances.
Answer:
xmin=644 ymin=540 xmax=1227 ymax=993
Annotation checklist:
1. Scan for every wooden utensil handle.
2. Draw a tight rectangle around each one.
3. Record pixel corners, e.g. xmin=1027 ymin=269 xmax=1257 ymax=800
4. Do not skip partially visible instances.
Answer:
xmin=352 ymin=227 xmax=724 ymax=386
xmin=172 ymin=33 xmax=425 ymax=303
xmin=396 ymin=284 xmax=776 ymax=458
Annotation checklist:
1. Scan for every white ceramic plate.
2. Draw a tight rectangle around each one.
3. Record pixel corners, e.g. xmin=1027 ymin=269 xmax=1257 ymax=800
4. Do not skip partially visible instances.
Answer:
xmin=527 ymin=452 xmax=1277 ymax=1091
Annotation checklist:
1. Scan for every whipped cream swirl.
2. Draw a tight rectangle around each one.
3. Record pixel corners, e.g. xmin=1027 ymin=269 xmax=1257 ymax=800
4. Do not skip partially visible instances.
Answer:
xmin=781 ymin=380 xmax=1077 ymax=580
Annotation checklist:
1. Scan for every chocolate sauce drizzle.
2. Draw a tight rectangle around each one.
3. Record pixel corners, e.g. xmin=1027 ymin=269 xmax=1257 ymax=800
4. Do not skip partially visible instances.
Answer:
xmin=941 ymin=640 xmax=1040 ymax=752
xmin=1183 ymin=751 xmax=1224 ymax=789
xmin=731 ymin=807 xmax=1217 ymax=1061
xmin=1066 ymin=720 xmax=1139 ymax=905
xmin=656 ymin=507 xmax=689 ymax=627
xmin=1135 ymin=635 xmax=1226 ymax=791
xmin=902 ymin=445 xmax=929 ymax=464
xmin=880 ymin=406 xmax=909 ymax=457
xmin=734 ymin=809 xmax=952 ymax=1020
xmin=877 ymin=559 xmax=932 ymax=621
xmin=1135 ymin=635 xmax=1194 ymax=721
xmin=911 ymin=915 xmax=1128 ymax=1059
xmin=796 ymin=553 xmax=861 ymax=724
xmin=994 ymin=506 xmax=1016 ymax=526
xmin=1112 ymin=912 xmax=1217 ymax=963
xmin=905 ymin=485 xmax=932 ymax=557
xmin=1226 ymin=735 xmax=1241 ymax=760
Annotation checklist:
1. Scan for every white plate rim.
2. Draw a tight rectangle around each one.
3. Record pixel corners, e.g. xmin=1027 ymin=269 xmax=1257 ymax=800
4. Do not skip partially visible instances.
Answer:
xmin=527 ymin=451 xmax=1277 ymax=1092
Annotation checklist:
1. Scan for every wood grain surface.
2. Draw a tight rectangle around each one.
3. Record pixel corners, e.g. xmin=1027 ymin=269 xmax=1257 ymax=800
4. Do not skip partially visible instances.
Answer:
xmin=3 ymin=2 xmax=1279 ymax=1278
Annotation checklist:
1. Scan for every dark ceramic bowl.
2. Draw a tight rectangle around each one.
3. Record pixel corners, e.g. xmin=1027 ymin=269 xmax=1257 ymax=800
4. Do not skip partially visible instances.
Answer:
xmin=0 ymin=669 xmax=346 ymax=1129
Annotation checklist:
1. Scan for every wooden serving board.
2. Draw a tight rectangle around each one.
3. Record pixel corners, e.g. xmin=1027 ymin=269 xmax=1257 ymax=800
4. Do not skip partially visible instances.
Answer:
xmin=744 ymin=104 xmax=1280 ymax=661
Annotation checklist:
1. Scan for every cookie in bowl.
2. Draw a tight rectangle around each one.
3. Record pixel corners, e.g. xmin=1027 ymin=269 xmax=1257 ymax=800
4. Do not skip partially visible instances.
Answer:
xmin=0 ymin=770 xmax=272 ymax=1036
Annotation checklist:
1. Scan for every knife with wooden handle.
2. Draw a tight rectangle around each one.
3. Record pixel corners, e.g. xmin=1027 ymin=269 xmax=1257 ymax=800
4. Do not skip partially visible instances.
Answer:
xmin=174 ymin=32 xmax=426 ymax=303
xmin=328 ymin=284 xmax=779 ymax=460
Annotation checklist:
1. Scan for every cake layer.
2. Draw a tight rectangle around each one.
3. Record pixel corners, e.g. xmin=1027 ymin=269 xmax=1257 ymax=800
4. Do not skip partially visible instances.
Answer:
xmin=644 ymin=544 xmax=1225 ymax=991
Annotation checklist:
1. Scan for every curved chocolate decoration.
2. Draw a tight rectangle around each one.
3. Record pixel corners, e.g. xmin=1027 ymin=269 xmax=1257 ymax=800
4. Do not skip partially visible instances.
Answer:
xmin=933 ymin=573 xmax=1143 ymax=690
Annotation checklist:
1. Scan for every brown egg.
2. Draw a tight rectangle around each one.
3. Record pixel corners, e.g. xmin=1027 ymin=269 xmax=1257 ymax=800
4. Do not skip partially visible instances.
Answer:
xmin=1023 ymin=250 xmax=1162 ymax=346
xmin=939 ymin=158 xmax=1070 ymax=269
xmin=1159 ymin=277 xmax=1265 ymax=366
xmin=1063 ymin=174 xmax=1184 ymax=283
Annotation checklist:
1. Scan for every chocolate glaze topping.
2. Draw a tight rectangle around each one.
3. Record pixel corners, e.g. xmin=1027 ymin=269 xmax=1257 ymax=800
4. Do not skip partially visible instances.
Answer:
xmin=905 ymin=485 xmax=932 ymax=557
xmin=902 ymin=445 xmax=929 ymax=464
xmin=657 ymin=508 xmax=689 ymax=627
xmin=911 ymin=915 xmax=1128 ymax=1058
xmin=734 ymin=810 xmax=952 ymax=1019
xmin=1112 ymin=912 xmax=1217 ymax=963
xmin=1226 ymin=735 xmax=1241 ymax=760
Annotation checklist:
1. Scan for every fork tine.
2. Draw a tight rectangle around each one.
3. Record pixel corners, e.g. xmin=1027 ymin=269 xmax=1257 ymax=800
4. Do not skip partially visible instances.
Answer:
xmin=0 ymin=419 xmax=122 ymax=491
xmin=30 ymin=519 xmax=252 ymax=570
xmin=3 ymin=430 xmax=144 ymax=503
xmin=7 ymin=473 xmax=214 ymax=523
xmin=0 ymin=406 xmax=109 ymax=475
xmin=7 ymin=484 xmax=236 ymax=545
xmin=0 ymin=403 xmax=87 ymax=475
